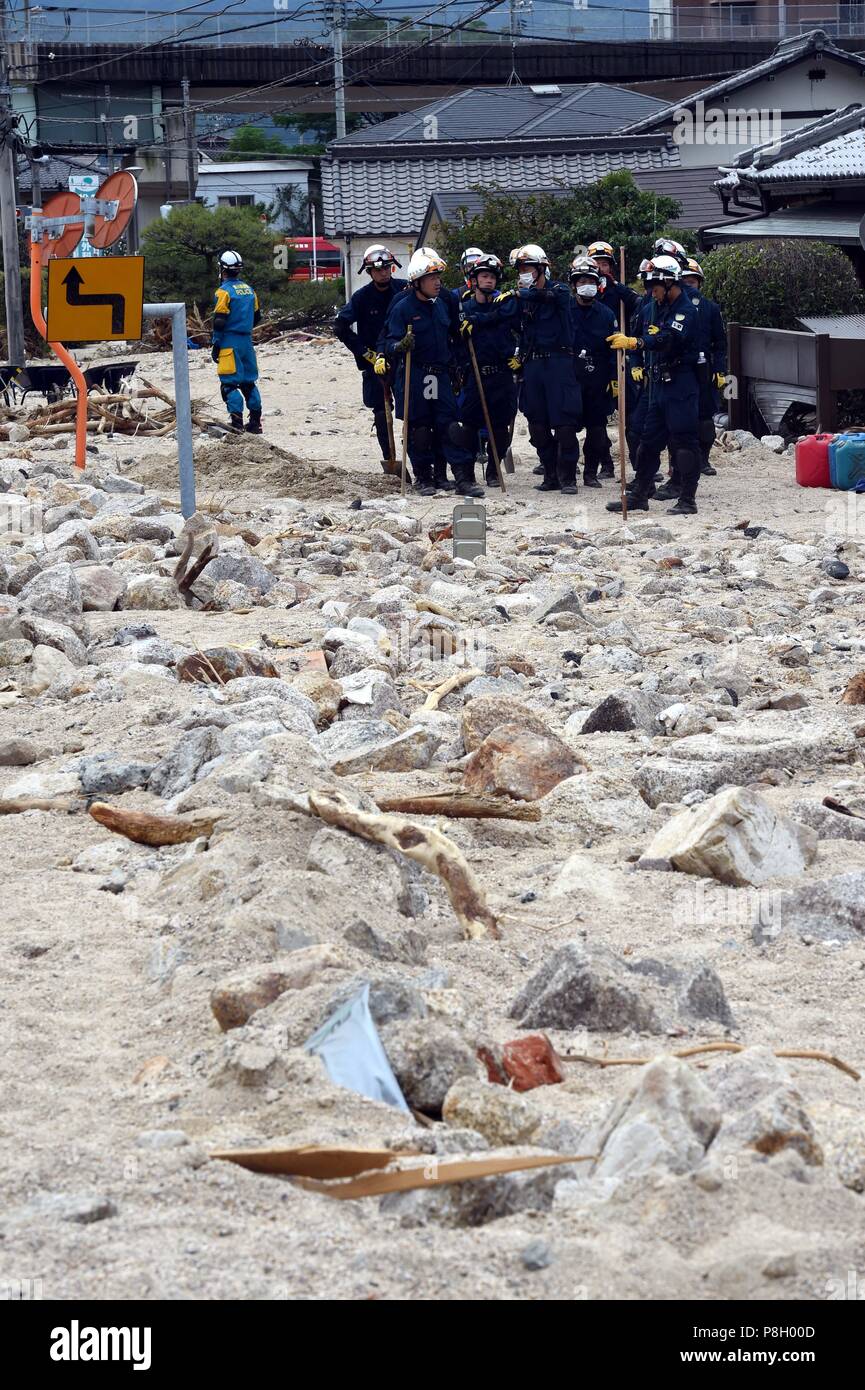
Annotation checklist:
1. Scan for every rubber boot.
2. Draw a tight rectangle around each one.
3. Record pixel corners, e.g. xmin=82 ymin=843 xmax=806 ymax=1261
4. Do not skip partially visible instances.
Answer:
xmin=455 ymin=466 xmax=484 ymax=499
xmin=414 ymin=465 xmax=436 ymax=497
xmin=228 ymin=412 xmax=244 ymax=433
xmin=433 ymin=458 xmax=456 ymax=492
xmin=606 ymin=489 xmax=650 ymax=513
xmin=245 ymin=410 xmax=262 ymax=435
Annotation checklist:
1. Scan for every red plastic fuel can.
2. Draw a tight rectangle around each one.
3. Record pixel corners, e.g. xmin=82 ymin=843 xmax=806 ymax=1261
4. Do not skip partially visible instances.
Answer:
xmin=795 ymin=433 xmax=834 ymax=488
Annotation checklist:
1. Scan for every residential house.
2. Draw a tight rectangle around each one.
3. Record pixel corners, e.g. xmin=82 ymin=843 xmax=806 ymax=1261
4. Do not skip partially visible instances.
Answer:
xmin=701 ymin=102 xmax=865 ymax=259
xmin=196 ymin=159 xmax=316 ymax=230
xmin=618 ymin=28 xmax=865 ymax=167
xmin=322 ymin=82 xmax=676 ymax=293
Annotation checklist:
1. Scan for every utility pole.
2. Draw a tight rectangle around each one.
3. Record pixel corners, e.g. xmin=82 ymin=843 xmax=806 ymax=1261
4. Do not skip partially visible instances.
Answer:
xmin=331 ymin=2 xmax=347 ymax=140
xmin=181 ymin=76 xmax=196 ymax=203
xmin=102 ymin=83 xmax=114 ymax=176
xmin=0 ymin=0 xmax=26 ymax=364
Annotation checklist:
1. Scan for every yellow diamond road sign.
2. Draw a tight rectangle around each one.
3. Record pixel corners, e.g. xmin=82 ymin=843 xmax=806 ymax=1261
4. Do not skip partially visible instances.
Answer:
xmin=47 ymin=256 xmax=144 ymax=342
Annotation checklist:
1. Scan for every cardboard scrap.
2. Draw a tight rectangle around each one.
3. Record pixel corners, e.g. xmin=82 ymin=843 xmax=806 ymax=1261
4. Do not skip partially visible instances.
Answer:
xmin=211 ymin=1146 xmax=594 ymax=1199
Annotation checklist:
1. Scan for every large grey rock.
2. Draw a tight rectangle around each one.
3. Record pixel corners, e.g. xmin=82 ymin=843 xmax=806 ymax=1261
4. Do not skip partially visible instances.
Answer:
xmin=319 ymin=719 xmax=396 ymax=761
xmin=202 ymin=553 xmax=278 ymax=596
xmin=591 ymin=1057 xmax=720 ymax=1182
xmin=44 ymin=519 xmax=100 ymax=561
xmin=122 ymin=575 xmax=183 ymax=610
xmin=18 ymin=615 xmax=87 ymax=665
xmin=442 ymin=1077 xmax=541 ymax=1146
xmin=338 ymin=667 xmax=404 ymax=720
xmin=148 ymin=727 xmax=218 ymax=797
xmin=581 ymin=689 xmax=668 ymax=735
xmin=0 ymin=737 xmax=47 ymax=767
xmin=540 ymin=771 xmax=654 ymax=838
xmin=461 ymin=695 xmax=554 ymax=753
xmin=77 ymin=565 xmax=126 ymax=612
xmin=532 ymin=587 xmax=592 ymax=624
xmin=640 ymin=787 xmax=818 ymax=887
xmin=20 ymin=644 xmax=75 ymax=695
xmin=708 ymin=1047 xmax=822 ymax=1166
xmin=508 ymin=943 xmax=733 ymax=1034
xmin=635 ymin=712 xmax=857 ymax=807
xmin=2 ymin=1193 xmax=117 ymax=1227
xmin=788 ymin=799 xmax=865 ymax=843
xmin=753 ymin=869 xmax=865 ymax=944
xmin=380 ymin=1017 xmax=479 ymax=1115
xmin=380 ymin=1154 xmax=578 ymax=1228
xmin=78 ymin=754 xmax=155 ymax=797
xmin=342 ymin=917 xmax=427 ymax=965
xmin=18 ymin=563 xmax=83 ymax=622
xmin=329 ymin=725 xmax=440 ymax=775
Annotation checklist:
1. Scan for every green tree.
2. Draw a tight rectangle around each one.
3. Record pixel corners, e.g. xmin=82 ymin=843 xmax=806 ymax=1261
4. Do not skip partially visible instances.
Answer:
xmin=702 ymin=239 xmax=865 ymax=329
xmin=219 ymin=124 xmax=292 ymax=160
xmin=140 ymin=203 xmax=288 ymax=311
xmin=435 ymin=171 xmax=684 ymax=286
xmin=274 ymin=111 xmax=384 ymax=145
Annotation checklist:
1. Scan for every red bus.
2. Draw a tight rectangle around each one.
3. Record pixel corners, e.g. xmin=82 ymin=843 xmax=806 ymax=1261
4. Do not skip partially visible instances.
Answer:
xmin=285 ymin=236 xmax=342 ymax=281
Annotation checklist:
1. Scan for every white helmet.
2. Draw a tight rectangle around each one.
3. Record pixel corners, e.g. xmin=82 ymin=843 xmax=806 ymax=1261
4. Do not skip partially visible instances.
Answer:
xmin=569 ymin=255 xmax=601 ymax=284
xmin=219 ymin=249 xmax=243 ymax=275
xmin=653 ymin=237 xmax=688 ymax=268
xmin=509 ymin=243 xmax=548 ymax=268
xmin=407 ymin=246 xmax=447 ymax=284
xmin=645 ymin=254 xmax=682 ymax=285
xmin=460 ymin=246 xmax=484 ymax=275
xmin=587 ymin=240 xmax=614 ymax=262
xmin=360 ymin=244 xmax=401 ymax=272
xmin=684 ymin=257 xmax=704 ymax=280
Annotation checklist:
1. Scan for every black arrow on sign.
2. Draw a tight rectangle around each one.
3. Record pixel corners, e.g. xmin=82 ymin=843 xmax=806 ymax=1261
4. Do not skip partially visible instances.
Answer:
xmin=62 ymin=266 xmax=125 ymax=334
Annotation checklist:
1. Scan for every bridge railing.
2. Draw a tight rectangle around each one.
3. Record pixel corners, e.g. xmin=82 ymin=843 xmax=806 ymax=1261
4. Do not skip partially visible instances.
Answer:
xmin=5 ymin=4 xmax=864 ymax=48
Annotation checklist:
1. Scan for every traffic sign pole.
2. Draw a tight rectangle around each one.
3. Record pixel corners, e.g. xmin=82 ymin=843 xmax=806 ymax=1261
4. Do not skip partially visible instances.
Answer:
xmin=28 ymin=207 xmax=90 ymax=472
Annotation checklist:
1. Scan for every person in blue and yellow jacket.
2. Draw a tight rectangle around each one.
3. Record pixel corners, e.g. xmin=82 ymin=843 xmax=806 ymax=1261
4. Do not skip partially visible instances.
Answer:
xmin=211 ymin=250 xmax=262 ymax=434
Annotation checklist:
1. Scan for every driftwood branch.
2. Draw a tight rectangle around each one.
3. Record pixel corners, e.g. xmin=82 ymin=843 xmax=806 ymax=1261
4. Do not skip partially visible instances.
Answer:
xmin=375 ymin=791 xmax=541 ymax=821
xmin=421 ymin=666 xmax=483 ymax=712
xmin=561 ymin=1040 xmax=859 ymax=1082
xmin=0 ymin=797 xmax=82 ymax=815
xmin=304 ymin=788 xmax=499 ymax=940
xmin=89 ymin=802 xmax=227 ymax=847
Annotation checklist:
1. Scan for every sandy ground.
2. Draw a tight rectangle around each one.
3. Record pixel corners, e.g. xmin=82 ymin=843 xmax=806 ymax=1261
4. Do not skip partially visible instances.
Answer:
xmin=1 ymin=333 xmax=864 ymax=1303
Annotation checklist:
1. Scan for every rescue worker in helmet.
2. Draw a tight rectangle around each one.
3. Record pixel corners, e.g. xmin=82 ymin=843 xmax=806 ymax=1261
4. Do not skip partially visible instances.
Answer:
xmin=376 ymin=246 xmax=481 ymax=497
xmin=625 ymin=258 xmax=654 ymax=475
xmin=568 ymin=255 xmax=617 ymax=488
xmin=511 ymin=243 xmax=582 ymax=495
xmin=681 ymin=257 xmax=727 ymax=483
xmin=458 ymin=253 xmax=520 ymax=487
xmin=334 ymin=244 xmax=407 ymax=473
xmin=211 ymin=250 xmax=262 ymax=433
xmin=606 ymin=255 xmax=702 ymax=516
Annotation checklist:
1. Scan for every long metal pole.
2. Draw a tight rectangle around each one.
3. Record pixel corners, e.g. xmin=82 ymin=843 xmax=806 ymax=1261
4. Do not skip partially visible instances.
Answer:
xmin=332 ymin=2 xmax=346 ymax=140
xmin=0 ymin=0 xmax=26 ymax=365
xmin=617 ymin=244 xmax=628 ymax=521
xmin=143 ymin=304 xmax=195 ymax=518
xmin=467 ymin=336 xmax=506 ymax=492
xmin=181 ymin=76 xmax=196 ymax=203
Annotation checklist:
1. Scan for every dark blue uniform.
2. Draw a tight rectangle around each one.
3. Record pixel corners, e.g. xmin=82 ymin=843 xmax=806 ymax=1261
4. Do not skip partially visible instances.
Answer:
xmin=572 ymin=296 xmax=617 ymax=483
xmin=334 ymin=277 xmax=407 ymax=462
xmin=381 ymin=289 xmax=475 ymax=489
xmin=518 ymin=280 xmax=582 ymax=489
xmin=686 ymin=286 xmax=727 ymax=471
xmin=632 ymin=289 xmax=701 ymax=505
xmin=625 ymin=293 xmax=654 ymax=470
xmin=459 ymin=288 xmax=520 ymax=484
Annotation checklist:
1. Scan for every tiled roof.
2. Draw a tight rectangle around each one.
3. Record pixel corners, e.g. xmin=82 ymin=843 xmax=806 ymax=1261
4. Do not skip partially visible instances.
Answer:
xmin=618 ymin=29 xmax=865 ymax=135
xmin=323 ymin=145 xmax=680 ymax=237
xmin=719 ymin=105 xmax=865 ymax=185
xmin=333 ymin=84 xmax=666 ymax=150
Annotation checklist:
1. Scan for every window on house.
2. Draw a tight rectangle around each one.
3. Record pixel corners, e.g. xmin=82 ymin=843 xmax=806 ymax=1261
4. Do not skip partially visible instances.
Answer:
xmin=217 ymin=195 xmax=254 ymax=207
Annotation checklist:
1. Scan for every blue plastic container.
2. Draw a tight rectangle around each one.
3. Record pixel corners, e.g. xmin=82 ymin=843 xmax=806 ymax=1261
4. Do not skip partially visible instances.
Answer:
xmin=829 ymin=433 xmax=865 ymax=490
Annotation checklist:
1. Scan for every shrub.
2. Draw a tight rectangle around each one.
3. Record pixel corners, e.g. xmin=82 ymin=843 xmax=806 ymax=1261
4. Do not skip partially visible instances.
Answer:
xmin=141 ymin=203 xmax=288 ymax=312
xmin=702 ymin=239 xmax=865 ymax=329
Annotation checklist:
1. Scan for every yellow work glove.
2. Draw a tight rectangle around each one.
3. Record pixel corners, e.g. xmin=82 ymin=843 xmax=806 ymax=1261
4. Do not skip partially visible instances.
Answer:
xmin=459 ymin=318 xmax=473 ymax=337
xmin=715 ymin=372 xmax=727 ymax=389
xmin=607 ymin=379 xmax=619 ymax=398
xmin=631 ymin=366 xmax=644 ymax=384
xmin=647 ymin=324 xmax=660 ymax=335
xmin=362 ymin=347 xmax=377 ymax=366
xmin=607 ymin=332 xmax=637 ymax=351
xmin=507 ymin=355 xmax=522 ymax=372
xmin=373 ymin=355 xmax=388 ymax=376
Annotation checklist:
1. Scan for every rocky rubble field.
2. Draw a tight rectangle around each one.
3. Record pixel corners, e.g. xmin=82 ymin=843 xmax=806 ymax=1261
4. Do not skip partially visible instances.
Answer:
xmin=1 ymin=338 xmax=864 ymax=1302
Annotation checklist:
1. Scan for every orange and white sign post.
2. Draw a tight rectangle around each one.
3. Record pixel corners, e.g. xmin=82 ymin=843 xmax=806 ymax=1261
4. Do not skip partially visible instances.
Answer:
xmin=24 ymin=171 xmax=138 ymax=472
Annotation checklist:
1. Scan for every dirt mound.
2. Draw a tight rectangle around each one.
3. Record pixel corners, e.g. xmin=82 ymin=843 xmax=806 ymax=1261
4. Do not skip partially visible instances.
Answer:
xmin=129 ymin=434 xmax=401 ymax=502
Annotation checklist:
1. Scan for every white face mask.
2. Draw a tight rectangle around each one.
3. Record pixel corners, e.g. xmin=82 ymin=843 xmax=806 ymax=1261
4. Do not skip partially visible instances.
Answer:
xmin=576 ymin=284 xmax=598 ymax=299
xmin=518 ymin=270 xmax=535 ymax=288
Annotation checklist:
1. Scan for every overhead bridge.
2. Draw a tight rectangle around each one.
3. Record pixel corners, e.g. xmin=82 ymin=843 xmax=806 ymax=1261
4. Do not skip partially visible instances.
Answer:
xmin=22 ymin=36 xmax=865 ymax=114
